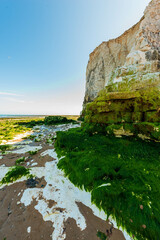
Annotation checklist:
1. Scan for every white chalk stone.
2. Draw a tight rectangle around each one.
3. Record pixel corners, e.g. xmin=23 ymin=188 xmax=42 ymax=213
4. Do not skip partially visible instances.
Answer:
xmin=27 ymin=226 xmax=31 ymax=233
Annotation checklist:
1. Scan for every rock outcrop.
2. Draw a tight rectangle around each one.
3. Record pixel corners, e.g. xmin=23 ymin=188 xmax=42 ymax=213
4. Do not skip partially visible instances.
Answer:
xmin=83 ymin=0 xmax=160 ymax=105
xmin=83 ymin=0 xmax=160 ymax=140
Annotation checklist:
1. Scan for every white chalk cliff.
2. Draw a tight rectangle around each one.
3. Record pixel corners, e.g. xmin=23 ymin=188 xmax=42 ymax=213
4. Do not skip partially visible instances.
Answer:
xmin=84 ymin=0 xmax=160 ymax=105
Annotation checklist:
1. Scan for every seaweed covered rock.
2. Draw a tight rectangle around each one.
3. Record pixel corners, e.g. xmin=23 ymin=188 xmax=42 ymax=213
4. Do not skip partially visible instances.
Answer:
xmin=44 ymin=116 xmax=76 ymax=125
xmin=85 ymin=88 xmax=160 ymax=124
xmin=84 ymin=87 xmax=160 ymax=140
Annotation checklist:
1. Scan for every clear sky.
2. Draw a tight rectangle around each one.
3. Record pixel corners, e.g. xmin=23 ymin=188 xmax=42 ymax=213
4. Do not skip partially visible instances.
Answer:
xmin=0 ymin=0 xmax=150 ymax=115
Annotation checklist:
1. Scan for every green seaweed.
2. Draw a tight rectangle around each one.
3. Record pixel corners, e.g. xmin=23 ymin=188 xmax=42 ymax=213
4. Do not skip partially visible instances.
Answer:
xmin=15 ymin=157 xmax=26 ymax=165
xmin=83 ymin=87 xmax=160 ymax=141
xmin=35 ymin=138 xmax=41 ymax=142
xmin=44 ymin=116 xmax=76 ymax=125
xmin=28 ymin=150 xmax=38 ymax=155
xmin=46 ymin=138 xmax=53 ymax=144
xmin=29 ymin=135 xmax=35 ymax=140
xmin=97 ymin=231 xmax=107 ymax=240
xmin=0 ymin=166 xmax=31 ymax=184
xmin=0 ymin=144 xmax=12 ymax=154
xmin=55 ymin=127 xmax=160 ymax=240
xmin=0 ymin=120 xmax=31 ymax=144
xmin=18 ymin=120 xmax=44 ymax=128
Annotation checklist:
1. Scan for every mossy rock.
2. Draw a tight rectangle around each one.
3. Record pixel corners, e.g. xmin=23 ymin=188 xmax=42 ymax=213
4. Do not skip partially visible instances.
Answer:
xmin=106 ymin=70 xmax=160 ymax=93
xmin=144 ymin=111 xmax=160 ymax=122
xmin=84 ymin=87 xmax=160 ymax=126
xmin=134 ymin=123 xmax=160 ymax=140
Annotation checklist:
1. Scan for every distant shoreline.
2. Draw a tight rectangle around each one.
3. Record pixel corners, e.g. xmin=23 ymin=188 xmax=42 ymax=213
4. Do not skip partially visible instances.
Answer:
xmin=0 ymin=115 xmax=80 ymax=119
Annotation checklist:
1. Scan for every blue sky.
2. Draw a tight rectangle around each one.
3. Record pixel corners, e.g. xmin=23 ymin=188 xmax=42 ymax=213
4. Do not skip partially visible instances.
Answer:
xmin=0 ymin=0 xmax=150 ymax=115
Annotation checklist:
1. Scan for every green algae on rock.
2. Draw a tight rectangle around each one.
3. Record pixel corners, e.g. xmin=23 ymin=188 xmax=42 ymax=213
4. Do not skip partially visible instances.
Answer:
xmin=44 ymin=116 xmax=77 ymax=125
xmin=55 ymin=126 xmax=160 ymax=240
xmin=83 ymin=87 xmax=160 ymax=140
xmin=15 ymin=157 xmax=26 ymax=165
xmin=0 ymin=166 xmax=31 ymax=185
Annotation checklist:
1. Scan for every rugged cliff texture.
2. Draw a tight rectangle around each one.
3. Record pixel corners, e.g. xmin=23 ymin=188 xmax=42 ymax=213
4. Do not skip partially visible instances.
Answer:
xmin=84 ymin=0 xmax=160 ymax=104
xmin=83 ymin=0 xmax=160 ymax=140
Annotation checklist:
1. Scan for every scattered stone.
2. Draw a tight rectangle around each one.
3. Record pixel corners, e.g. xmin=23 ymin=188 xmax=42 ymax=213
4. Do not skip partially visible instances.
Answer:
xmin=26 ymin=177 xmax=39 ymax=188
xmin=27 ymin=226 xmax=31 ymax=233
xmin=8 ymin=204 xmax=12 ymax=216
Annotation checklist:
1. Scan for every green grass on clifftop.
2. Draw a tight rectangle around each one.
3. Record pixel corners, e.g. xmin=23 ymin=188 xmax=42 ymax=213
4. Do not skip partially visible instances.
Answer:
xmin=55 ymin=127 xmax=160 ymax=240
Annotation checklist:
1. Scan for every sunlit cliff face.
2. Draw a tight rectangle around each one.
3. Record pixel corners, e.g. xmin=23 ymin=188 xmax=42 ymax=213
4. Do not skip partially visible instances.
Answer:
xmin=83 ymin=0 xmax=160 ymax=106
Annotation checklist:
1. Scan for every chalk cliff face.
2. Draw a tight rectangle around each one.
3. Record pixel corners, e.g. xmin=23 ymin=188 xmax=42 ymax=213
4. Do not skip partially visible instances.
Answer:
xmin=83 ymin=0 xmax=160 ymax=140
xmin=84 ymin=0 xmax=160 ymax=105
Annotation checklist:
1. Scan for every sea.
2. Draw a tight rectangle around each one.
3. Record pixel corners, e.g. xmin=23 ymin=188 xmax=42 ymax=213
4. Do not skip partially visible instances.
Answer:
xmin=0 ymin=115 xmax=45 ymax=118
